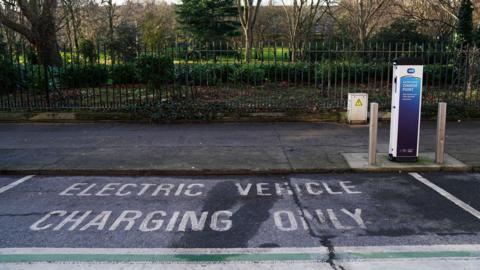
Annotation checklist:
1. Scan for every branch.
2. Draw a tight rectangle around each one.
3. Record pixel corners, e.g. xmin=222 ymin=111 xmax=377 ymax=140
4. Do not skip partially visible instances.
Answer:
xmin=41 ymin=0 xmax=58 ymax=18
xmin=251 ymin=0 xmax=262 ymax=27
xmin=0 ymin=9 xmax=33 ymax=40
xmin=426 ymin=0 xmax=457 ymax=20
xmin=16 ymin=0 xmax=35 ymax=21
xmin=236 ymin=0 xmax=246 ymax=28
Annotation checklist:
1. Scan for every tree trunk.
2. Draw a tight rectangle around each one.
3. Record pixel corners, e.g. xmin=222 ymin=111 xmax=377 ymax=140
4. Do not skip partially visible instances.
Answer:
xmin=108 ymin=4 xmax=115 ymax=64
xmin=72 ymin=19 xmax=79 ymax=52
xmin=32 ymin=17 xmax=62 ymax=66
xmin=358 ymin=22 xmax=368 ymax=49
xmin=244 ymin=28 xmax=253 ymax=63
xmin=291 ymin=44 xmax=296 ymax=62
xmin=65 ymin=16 xmax=72 ymax=50
xmin=0 ymin=0 xmax=61 ymax=66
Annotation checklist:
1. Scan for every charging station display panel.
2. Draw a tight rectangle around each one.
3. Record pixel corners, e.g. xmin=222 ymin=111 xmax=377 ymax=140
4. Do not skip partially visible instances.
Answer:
xmin=397 ymin=74 xmax=422 ymax=156
xmin=389 ymin=58 xmax=423 ymax=162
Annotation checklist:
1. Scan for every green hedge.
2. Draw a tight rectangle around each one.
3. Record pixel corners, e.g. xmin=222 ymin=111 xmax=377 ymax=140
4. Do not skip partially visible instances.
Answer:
xmin=135 ymin=54 xmax=174 ymax=88
xmin=59 ymin=64 xmax=109 ymax=88
xmin=173 ymin=63 xmax=392 ymax=86
xmin=0 ymin=59 xmax=18 ymax=95
xmin=229 ymin=65 xmax=265 ymax=85
xmin=1 ymin=59 xmax=462 ymax=92
xmin=110 ymin=64 xmax=139 ymax=85
xmin=175 ymin=64 xmax=233 ymax=86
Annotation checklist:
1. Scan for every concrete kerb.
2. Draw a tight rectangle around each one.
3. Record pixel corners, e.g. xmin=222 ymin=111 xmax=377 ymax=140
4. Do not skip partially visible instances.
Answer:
xmin=0 ymin=168 xmax=354 ymax=177
xmin=0 ymin=165 xmax=476 ymax=177
xmin=342 ymin=152 xmax=472 ymax=173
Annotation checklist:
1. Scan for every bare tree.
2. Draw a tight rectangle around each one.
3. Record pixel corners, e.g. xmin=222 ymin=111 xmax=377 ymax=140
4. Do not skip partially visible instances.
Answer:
xmin=254 ymin=5 xmax=287 ymax=44
xmin=61 ymin=0 xmax=86 ymax=51
xmin=101 ymin=0 xmax=116 ymax=62
xmin=236 ymin=0 xmax=262 ymax=62
xmin=394 ymin=0 xmax=461 ymax=40
xmin=332 ymin=0 xmax=392 ymax=46
xmin=0 ymin=0 xmax=62 ymax=66
xmin=282 ymin=0 xmax=328 ymax=61
xmin=141 ymin=1 xmax=176 ymax=49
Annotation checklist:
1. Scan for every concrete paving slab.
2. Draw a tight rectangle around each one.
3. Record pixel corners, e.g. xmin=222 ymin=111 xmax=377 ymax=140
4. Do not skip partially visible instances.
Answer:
xmin=284 ymin=146 xmax=350 ymax=172
xmin=342 ymin=152 xmax=470 ymax=172
xmin=0 ymin=121 xmax=479 ymax=174
xmin=0 ymin=149 xmax=65 ymax=171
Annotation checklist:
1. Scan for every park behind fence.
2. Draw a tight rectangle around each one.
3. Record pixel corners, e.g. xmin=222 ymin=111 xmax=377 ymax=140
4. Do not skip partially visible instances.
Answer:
xmin=0 ymin=42 xmax=479 ymax=119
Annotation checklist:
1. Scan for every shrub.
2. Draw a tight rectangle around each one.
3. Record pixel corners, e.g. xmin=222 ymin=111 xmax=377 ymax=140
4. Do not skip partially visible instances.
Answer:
xmin=25 ymin=48 xmax=39 ymax=65
xmin=110 ymin=64 xmax=139 ymax=85
xmin=228 ymin=65 xmax=265 ymax=85
xmin=175 ymin=63 xmax=233 ymax=86
xmin=424 ymin=64 xmax=455 ymax=84
xmin=315 ymin=62 xmax=391 ymax=85
xmin=0 ymin=59 xmax=18 ymax=95
xmin=59 ymin=64 xmax=109 ymax=88
xmin=135 ymin=54 xmax=174 ymax=88
xmin=21 ymin=65 xmax=46 ymax=93
xmin=79 ymin=39 xmax=97 ymax=63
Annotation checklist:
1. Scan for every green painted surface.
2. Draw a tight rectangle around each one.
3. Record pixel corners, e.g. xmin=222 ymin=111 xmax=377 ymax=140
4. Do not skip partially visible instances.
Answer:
xmin=0 ymin=251 xmax=478 ymax=263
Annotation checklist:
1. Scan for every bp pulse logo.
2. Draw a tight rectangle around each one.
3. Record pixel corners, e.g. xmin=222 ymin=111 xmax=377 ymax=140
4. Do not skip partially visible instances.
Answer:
xmin=407 ymin=68 xmax=415 ymax=74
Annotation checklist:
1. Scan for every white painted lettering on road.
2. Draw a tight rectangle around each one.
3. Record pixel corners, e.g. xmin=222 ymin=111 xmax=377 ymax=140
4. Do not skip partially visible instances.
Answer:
xmin=79 ymin=211 xmax=112 ymax=231
xmin=30 ymin=210 xmax=235 ymax=232
xmin=32 ymin=178 xmax=367 ymax=234
xmin=274 ymin=208 xmax=366 ymax=231
xmin=59 ymin=182 xmax=206 ymax=197
xmin=274 ymin=211 xmax=298 ymax=231
xmin=30 ymin=211 xmax=67 ymax=231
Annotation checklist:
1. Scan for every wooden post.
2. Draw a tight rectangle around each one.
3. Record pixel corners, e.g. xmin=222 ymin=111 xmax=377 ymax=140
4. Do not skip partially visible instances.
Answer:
xmin=435 ymin=102 xmax=447 ymax=164
xmin=368 ymin=103 xmax=378 ymax=165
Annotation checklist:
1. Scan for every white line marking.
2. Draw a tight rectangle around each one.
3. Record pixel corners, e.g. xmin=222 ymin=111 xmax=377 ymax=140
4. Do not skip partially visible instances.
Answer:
xmin=409 ymin=172 xmax=480 ymax=220
xmin=3 ymin=244 xmax=480 ymax=255
xmin=0 ymin=175 xmax=35 ymax=194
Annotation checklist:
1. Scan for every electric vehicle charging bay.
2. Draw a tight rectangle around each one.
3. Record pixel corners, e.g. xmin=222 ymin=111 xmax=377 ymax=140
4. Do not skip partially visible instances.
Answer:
xmin=1 ymin=173 xmax=480 ymax=249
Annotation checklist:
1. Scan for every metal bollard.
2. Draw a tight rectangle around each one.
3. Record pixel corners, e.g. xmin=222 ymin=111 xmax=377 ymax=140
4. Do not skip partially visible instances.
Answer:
xmin=368 ymin=103 xmax=379 ymax=165
xmin=435 ymin=102 xmax=447 ymax=164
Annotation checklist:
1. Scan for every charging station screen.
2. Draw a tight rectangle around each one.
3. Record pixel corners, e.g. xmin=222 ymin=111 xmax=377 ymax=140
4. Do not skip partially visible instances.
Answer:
xmin=397 ymin=76 xmax=421 ymax=156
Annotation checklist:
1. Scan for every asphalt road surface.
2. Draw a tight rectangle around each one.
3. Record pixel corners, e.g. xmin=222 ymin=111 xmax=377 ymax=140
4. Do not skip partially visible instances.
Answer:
xmin=1 ymin=172 xmax=480 ymax=269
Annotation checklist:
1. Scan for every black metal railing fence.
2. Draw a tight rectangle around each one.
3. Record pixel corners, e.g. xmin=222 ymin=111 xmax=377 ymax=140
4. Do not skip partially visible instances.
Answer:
xmin=0 ymin=42 xmax=479 ymax=114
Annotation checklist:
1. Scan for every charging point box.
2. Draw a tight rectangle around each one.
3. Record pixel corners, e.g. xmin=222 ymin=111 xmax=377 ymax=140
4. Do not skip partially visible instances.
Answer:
xmin=389 ymin=57 xmax=423 ymax=162
xmin=347 ymin=93 xmax=368 ymax=124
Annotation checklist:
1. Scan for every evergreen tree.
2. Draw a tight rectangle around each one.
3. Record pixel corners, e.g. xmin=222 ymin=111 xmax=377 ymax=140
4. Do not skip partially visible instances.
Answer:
xmin=176 ymin=0 xmax=240 ymax=41
xmin=457 ymin=0 xmax=474 ymax=45
xmin=112 ymin=21 xmax=138 ymax=62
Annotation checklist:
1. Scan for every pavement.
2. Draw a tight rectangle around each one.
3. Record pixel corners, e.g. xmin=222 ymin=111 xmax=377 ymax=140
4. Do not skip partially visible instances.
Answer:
xmin=1 ymin=172 xmax=480 ymax=269
xmin=0 ymin=121 xmax=479 ymax=175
